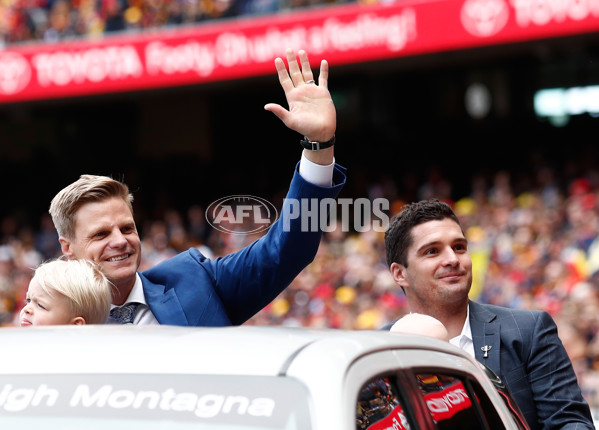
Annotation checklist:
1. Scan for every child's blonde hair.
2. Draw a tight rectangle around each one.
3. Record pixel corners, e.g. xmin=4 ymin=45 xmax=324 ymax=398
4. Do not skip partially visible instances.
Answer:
xmin=33 ymin=258 xmax=113 ymax=324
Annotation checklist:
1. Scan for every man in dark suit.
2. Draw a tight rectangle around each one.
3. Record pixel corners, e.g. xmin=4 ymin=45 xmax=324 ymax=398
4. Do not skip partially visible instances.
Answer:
xmin=48 ymin=48 xmax=346 ymax=326
xmin=383 ymin=199 xmax=594 ymax=430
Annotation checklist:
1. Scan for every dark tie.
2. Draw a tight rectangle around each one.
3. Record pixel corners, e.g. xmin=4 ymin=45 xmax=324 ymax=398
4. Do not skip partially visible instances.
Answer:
xmin=110 ymin=303 xmax=139 ymax=324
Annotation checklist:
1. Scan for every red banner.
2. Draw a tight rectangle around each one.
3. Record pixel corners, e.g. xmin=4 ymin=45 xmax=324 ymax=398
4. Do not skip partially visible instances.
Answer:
xmin=424 ymin=381 xmax=472 ymax=421
xmin=1 ymin=0 xmax=599 ymax=103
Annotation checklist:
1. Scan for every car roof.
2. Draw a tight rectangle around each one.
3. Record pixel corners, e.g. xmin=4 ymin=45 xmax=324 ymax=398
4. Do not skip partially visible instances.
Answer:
xmin=0 ymin=324 xmax=469 ymax=375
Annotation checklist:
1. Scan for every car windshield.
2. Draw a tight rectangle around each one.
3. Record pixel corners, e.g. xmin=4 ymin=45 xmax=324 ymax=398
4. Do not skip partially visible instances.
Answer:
xmin=0 ymin=374 xmax=312 ymax=429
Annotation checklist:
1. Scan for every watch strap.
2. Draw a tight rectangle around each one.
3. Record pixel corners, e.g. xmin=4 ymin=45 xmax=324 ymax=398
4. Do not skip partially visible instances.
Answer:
xmin=300 ymin=134 xmax=335 ymax=151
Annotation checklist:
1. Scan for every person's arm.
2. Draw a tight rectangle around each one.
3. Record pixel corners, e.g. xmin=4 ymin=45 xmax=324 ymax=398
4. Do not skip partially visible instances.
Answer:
xmin=527 ymin=311 xmax=594 ymax=429
xmin=206 ymin=49 xmax=344 ymax=324
xmin=264 ymin=48 xmax=336 ymax=175
xmin=133 ymin=49 xmax=347 ymax=327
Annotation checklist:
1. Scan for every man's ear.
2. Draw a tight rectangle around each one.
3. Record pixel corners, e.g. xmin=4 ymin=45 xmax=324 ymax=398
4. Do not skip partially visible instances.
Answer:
xmin=59 ymin=237 xmax=73 ymax=257
xmin=390 ymin=262 xmax=409 ymax=289
xmin=71 ymin=316 xmax=86 ymax=325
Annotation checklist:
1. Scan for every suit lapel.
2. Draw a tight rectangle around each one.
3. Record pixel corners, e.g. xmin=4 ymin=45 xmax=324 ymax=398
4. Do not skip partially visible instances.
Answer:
xmin=469 ymin=301 xmax=501 ymax=375
xmin=141 ymin=276 xmax=189 ymax=325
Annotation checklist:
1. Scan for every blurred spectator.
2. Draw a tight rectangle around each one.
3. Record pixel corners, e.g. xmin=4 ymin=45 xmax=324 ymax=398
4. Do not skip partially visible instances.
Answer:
xmin=103 ymin=0 xmax=126 ymax=31
xmin=139 ymin=219 xmax=177 ymax=270
xmin=0 ymin=0 xmax=352 ymax=45
xmin=43 ymin=0 xmax=77 ymax=42
xmin=12 ymin=227 xmax=43 ymax=270
xmin=34 ymin=213 xmax=61 ymax=261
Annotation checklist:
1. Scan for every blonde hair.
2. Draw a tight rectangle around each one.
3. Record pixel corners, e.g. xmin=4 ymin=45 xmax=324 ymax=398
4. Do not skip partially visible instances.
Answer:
xmin=33 ymin=258 xmax=113 ymax=324
xmin=49 ymin=175 xmax=133 ymax=239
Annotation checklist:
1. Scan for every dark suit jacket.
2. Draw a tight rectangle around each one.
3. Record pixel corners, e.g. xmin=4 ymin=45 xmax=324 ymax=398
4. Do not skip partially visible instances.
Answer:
xmin=469 ymin=300 xmax=594 ymax=430
xmin=139 ymin=163 xmax=346 ymax=326
xmin=382 ymin=301 xmax=594 ymax=429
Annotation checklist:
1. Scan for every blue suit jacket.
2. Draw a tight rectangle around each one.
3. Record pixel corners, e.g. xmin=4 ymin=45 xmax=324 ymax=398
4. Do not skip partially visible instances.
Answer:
xmin=469 ymin=300 xmax=594 ymax=430
xmin=138 ymin=163 xmax=346 ymax=327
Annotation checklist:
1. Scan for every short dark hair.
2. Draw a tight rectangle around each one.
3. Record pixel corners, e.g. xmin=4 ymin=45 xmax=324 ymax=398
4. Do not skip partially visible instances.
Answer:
xmin=384 ymin=199 xmax=462 ymax=268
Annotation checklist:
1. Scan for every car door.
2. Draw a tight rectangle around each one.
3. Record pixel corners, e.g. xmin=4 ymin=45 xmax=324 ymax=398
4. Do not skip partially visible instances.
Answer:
xmin=345 ymin=348 xmax=523 ymax=430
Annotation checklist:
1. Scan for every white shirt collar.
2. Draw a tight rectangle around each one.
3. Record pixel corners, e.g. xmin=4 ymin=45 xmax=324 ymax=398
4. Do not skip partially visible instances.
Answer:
xmin=449 ymin=303 xmax=475 ymax=357
xmin=107 ymin=274 xmax=159 ymax=325
xmin=110 ymin=273 xmax=147 ymax=310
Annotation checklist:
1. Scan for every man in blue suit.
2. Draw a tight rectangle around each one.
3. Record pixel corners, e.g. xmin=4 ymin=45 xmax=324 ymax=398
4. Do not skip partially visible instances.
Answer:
xmin=48 ymin=48 xmax=346 ymax=326
xmin=383 ymin=199 xmax=594 ymax=429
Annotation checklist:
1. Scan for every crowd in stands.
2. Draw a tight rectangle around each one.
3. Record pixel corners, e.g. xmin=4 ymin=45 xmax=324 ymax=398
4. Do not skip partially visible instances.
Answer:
xmin=0 ymin=163 xmax=598 ymax=411
xmin=0 ymin=0 xmax=351 ymax=46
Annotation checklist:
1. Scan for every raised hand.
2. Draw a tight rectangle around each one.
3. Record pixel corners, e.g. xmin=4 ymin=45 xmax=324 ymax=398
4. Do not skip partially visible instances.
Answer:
xmin=265 ymin=49 xmax=336 ymax=147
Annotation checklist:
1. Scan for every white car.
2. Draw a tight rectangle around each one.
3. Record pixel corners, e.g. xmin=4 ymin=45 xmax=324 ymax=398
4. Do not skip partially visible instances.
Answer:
xmin=0 ymin=325 xmax=529 ymax=429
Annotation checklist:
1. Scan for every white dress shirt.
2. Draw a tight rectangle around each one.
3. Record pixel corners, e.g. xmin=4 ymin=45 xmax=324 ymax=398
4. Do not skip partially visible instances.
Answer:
xmin=299 ymin=152 xmax=335 ymax=187
xmin=449 ymin=303 xmax=475 ymax=358
xmin=107 ymin=273 xmax=159 ymax=325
